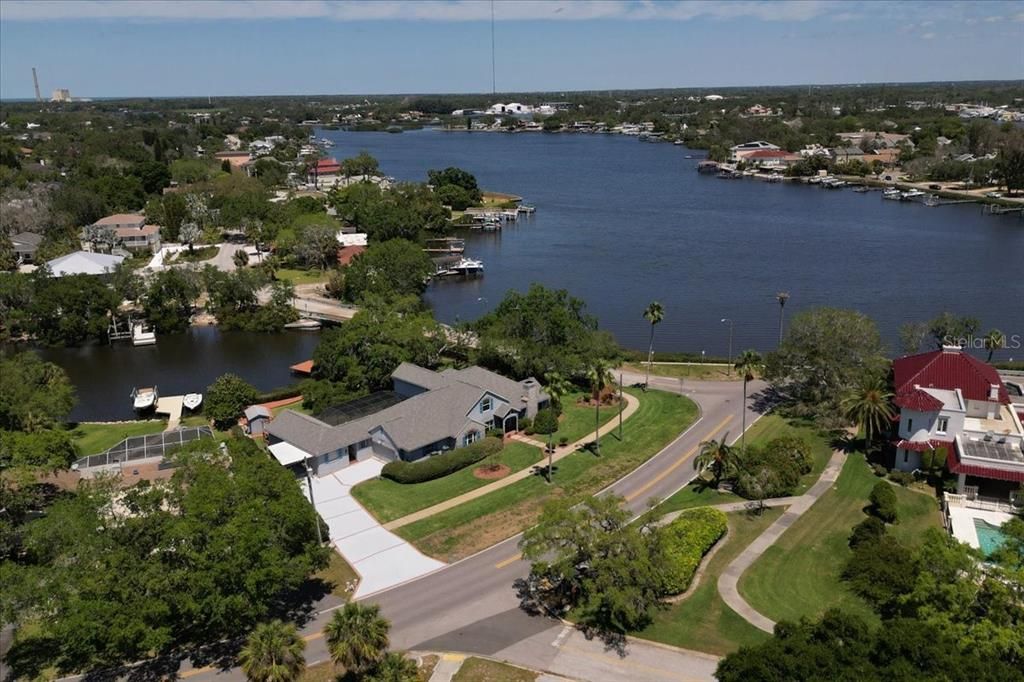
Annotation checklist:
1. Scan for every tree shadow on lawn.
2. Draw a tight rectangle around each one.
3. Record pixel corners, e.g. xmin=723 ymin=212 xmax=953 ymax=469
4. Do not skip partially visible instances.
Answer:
xmin=512 ymin=577 xmax=629 ymax=659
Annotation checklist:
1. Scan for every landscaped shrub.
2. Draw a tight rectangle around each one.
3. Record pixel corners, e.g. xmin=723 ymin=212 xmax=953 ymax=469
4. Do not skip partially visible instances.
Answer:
xmin=661 ymin=507 xmax=728 ymax=594
xmin=848 ymin=516 xmax=887 ymax=548
xmin=381 ymin=437 xmax=503 ymax=484
xmin=532 ymin=408 xmax=559 ymax=436
xmin=559 ymin=436 xmax=569 ymax=447
xmin=888 ymin=470 xmax=915 ymax=487
xmin=871 ymin=463 xmax=888 ymax=477
xmin=869 ymin=481 xmax=898 ymax=523
xmin=518 ymin=416 xmax=533 ymax=433
xmin=734 ymin=443 xmax=803 ymax=500
xmin=763 ymin=435 xmax=814 ymax=475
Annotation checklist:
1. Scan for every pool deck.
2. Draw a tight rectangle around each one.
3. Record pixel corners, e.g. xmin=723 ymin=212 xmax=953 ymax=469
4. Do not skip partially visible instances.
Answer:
xmin=947 ymin=505 xmax=1015 ymax=550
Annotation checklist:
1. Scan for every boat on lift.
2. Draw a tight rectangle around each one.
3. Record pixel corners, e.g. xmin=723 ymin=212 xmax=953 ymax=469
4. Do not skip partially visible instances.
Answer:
xmin=451 ymin=257 xmax=484 ymax=275
xmin=131 ymin=386 xmax=158 ymax=412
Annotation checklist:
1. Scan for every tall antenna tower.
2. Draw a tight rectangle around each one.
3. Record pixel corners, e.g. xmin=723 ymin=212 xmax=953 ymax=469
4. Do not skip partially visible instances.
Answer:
xmin=490 ymin=0 xmax=496 ymax=94
xmin=32 ymin=67 xmax=42 ymax=102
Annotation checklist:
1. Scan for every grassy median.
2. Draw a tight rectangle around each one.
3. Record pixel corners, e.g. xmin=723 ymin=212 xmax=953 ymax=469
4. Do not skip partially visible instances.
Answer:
xmin=397 ymin=388 xmax=698 ymax=562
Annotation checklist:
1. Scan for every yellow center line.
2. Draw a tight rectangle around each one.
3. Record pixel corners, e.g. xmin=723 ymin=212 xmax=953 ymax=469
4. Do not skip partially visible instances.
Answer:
xmin=495 ymin=552 xmax=523 ymax=569
xmin=303 ymin=630 xmax=325 ymax=642
xmin=624 ymin=414 xmax=732 ymax=502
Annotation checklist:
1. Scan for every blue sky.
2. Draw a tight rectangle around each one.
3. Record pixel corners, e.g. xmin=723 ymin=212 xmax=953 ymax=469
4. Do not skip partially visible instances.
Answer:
xmin=1 ymin=1 xmax=1022 ymax=99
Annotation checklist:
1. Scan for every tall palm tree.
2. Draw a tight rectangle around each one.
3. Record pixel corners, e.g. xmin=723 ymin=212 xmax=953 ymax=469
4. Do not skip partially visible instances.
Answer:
xmin=325 ymin=602 xmax=391 ymax=676
xmin=587 ymin=359 xmax=614 ymax=455
xmin=984 ymin=328 xmax=1005 ymax=362
xmin=238 ymin=620 xmax=306 ymax=682
xmin=695 ymin=439 xmax=738 ymax=484
xmin=364 ymin=652 xmax=419 ymax=682
xmin=841 ymin=376 xmax=895 ymax=450
xmin=543 ymin=371 xmax=574 ymax=483
xmin=734 ymin=350 xmax=763 ymax=452
xmin=642 ymin=301 xmax=665 ymax=388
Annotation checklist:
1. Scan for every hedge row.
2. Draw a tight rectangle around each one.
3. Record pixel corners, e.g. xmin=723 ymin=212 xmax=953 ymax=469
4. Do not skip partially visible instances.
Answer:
xmin=256 ymin=384 xmax=304 ymax=403
xmin=381 ymin=436 xmax=504 ymax=484
xmin=661 ymin=507 xmax=729 ymax=595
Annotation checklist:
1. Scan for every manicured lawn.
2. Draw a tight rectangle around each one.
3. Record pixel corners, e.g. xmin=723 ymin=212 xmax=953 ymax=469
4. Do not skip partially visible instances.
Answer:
xmin=452 ymin=657 xmax=536 ymax=682
xmin=550 ymin=391 xmax=624 ymax=444
xmin=69 ymin=420 xmax=167 ymax=455
xmin=351 ymin=442 xmax=543 ymax=523
xmin=272 ymin=402 xmax=312 ymax=417
xmin=737 ymin=453 xmax=942 ymax=625
xmin=397 ymin=388 xmax=699 ymax=562
xmin=623 ymin=363 xmax=742 ymax=382
xmin=179 ymin=415 xmax=234 ymax=441
xmin=277 ymin=268 xmax=331 ymax=285
xmin=313 ymin=549 xmax=360 ymax=600
xmin=168 ymin=245 xmax=218 ymax=263
xmin=637 ymin=508 xmax=782 ymax=655
xmin=656 ymin=415 xmax=836 ymax=514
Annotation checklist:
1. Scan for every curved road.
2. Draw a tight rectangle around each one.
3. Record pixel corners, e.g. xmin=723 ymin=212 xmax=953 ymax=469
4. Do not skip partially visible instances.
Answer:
xmin=150 ymin=373 xmax=768 ymax=682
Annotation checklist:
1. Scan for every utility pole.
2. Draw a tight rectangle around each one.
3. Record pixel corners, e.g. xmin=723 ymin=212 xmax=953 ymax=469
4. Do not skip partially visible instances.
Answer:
xmin=304 ymin=461 xmax=322 ymax=545
xmin=721 ymin=318 xmax=734 ymax=375
xmin=775 ymin=292 xmax=790 ymax=346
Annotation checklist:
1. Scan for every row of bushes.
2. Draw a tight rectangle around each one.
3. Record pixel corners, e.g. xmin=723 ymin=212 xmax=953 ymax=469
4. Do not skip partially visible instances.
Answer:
xmin=381 ymin=436 xmax=503 ymax=484
xmin=661 ymin=507 xmax=728 ymax=594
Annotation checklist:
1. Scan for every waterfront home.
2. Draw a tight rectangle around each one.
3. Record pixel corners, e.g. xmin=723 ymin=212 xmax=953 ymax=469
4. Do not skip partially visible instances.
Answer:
xmin=832 ymin=146 xmax=867 ymax=163
xmin=836 ymin=131 xmax=912 ymax=150
xmin=45 ymin=250 xmax=124 ymax=277
xmin=892 ymin=346 xmax=1023 ymax=505
xmin=11 ymin=231 xmax=42 ymax=264
xmin=265 ymin=363 xmax=548 ymax=476
xmin=729 ymin=140 xmax=780 ymax=162
xmin=336 ymin=231 xmax=368 ymax=265
xmin=91 ymin=213 xmax=162 ymax=254
xmin=742 ymin=149 xmax=802 ymax=169
xmin=308 ymin=158 xmax=343 ymax=189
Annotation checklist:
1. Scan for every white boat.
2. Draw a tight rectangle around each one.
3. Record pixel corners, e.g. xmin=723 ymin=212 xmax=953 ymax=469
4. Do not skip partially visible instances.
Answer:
xmin=516 ymin=205 xmax=536 ymax=214
xmin=182 ymin=393 xmax=203 ymax=411
xmin=673 ymin=140 xmax=685 ymax=146
xmin=766 ymin=173 xmax=783 ymax=183
xmin=451 ymin=257 xmax=484 ymax=275
xmin=131 ymin=386 xmax=158 ymax=412
xmin=132 ymin=323 xmax=156 ymax=347
xmin=284 ymin=319 xmax=322 ymax=331
xmin=901 ymin=189 xmax=926 ymax=200
xmin=882 ymin=188 xmax=902 ymax=200
xmin=853 ymin=185 xmax=870 ymax=193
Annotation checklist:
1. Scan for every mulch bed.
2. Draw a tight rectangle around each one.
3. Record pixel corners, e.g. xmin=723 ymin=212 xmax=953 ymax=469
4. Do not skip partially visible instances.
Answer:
xmin=473 ymin=463 xmax=511 ymax=480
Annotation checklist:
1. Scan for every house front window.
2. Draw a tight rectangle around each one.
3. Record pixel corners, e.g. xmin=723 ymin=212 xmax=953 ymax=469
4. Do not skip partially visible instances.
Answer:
xmin=462 ymin=431 xmax=480 ymax=447
xmin=481 ymin=397 xmax=493 ymax=412
xmin=936 ymin=417 xmax=949 ymax=434
xmin=907 ymin=418 xmax=913 ymax=432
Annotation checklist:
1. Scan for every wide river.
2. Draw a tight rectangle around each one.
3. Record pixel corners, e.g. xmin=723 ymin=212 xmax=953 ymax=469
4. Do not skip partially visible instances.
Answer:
xmin=32 ymin=128 xmax=1024 ymax=421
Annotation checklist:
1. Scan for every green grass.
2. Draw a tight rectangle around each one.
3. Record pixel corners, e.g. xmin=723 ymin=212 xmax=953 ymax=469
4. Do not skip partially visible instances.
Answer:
xmin=452 ymin=657 xmax=536 ymax=682
xmin=313 ymin=549 xmax=360 ymax=600
xmin=549 ymin=391 xmax=624 ymax=444
xmin=351 ymin=442 xmax=543 ymax=522
xmin=637 ymin=508 xmax=782 ymax=655
xmin=179 ymin=415 xmax=234 ymax=441
xmin=397 ymin=388 xmax=699 ymax=562
xmin=276 ymin=268 xmax=331 ymax=285
xmin=623 ymin=362 xmax=743 ymax=382
xmin=656 ymin=415 xmax=836 ymax=514
xmin=737 ymin=453 xmax=942 ymax=625
xmin=168 ymin=245 xmax=218 ymax=263
xmin=69 ymin=420 xmax=167 ymax=455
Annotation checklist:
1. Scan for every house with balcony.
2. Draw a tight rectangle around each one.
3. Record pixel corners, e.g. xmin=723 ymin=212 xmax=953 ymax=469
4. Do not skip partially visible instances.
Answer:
xmin=892 ymin=346 xmax=1023 ymax=510
xmin=265 ymin=362 xmax=548 ymax=476
xmin=91 ymin=214 xmax=162 ymax=254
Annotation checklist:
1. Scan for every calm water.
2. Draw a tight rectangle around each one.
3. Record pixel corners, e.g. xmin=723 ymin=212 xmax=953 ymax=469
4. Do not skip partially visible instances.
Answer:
xmin=323 ymin=128 xmax=1024 ymax=357
xmin=24 ymin=129 xmax=1024 ymax=420
xmin=31 ymin=327 xmax=319 ymax=421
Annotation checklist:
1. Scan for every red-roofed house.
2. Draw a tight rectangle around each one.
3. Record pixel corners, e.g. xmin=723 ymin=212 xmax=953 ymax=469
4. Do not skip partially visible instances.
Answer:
xmin=308 ymin=158 xmax=343 ymax=189
xmin=892 ymin=346 xmax=1022 ymax=505
xmin=742 ymin=149 xmax=803 ymax=168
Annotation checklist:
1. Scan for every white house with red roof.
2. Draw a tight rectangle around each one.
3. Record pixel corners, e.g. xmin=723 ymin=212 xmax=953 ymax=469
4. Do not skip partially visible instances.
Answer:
xmin=892 ymin=346 xmax=1023 ymax=502
xmin=308 ymin=158 xmax=343 ymax=189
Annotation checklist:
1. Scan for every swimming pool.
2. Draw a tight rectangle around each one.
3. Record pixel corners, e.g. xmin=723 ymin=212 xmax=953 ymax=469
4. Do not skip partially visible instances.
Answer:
xmin=973 ymin=518 xmax=1008 ymax=558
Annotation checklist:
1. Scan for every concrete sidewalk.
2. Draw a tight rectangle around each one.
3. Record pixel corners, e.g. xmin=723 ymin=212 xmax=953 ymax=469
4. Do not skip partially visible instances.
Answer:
xmin=383 ymin=392 xmax=640 ymax=531
xmin=717 ymin=449 xmax=847 ymax=632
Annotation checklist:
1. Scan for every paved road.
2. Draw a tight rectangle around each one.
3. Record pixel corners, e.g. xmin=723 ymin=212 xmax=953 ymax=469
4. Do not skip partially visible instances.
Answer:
xmin=73 ymin=373 xmax=767 ymax=682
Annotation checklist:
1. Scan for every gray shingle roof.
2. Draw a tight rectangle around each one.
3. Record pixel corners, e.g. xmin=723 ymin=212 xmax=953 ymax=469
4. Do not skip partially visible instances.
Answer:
xmin=11 ymin=232 xmax=43 ymax=248
xmin=391 ymin=362 xmax=448 ymax=391
xmin=265 ymin=410 xmax=370 ymax=457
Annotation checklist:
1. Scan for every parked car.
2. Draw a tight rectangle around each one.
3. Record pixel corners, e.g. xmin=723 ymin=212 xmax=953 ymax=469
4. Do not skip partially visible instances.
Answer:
xmin=928 ymin=184 xmax=942 ymax=190
xmin=985 ymin=191 xmax=1004 ymax=199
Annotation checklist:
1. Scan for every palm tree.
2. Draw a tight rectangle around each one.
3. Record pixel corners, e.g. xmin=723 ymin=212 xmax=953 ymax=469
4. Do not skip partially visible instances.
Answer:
xmin=694 ymin=439 xmax=738 ymax=484
xmin=587 ymin=359 xmax=614 ymax=455
xmin=543 ymin=371 xmax=574 ymax=483
xmin=841 ymin=376 xmax=894 ymax=450
xmin=364 ymin=652 xmax=419 ymax=682
xmin=238 ymin=620 xmax=306 ymax=682
xmin=734 ymin=350 xmax=763 ymax=452
xmin=325 ymin=602 xmax=391 ymax=676
xmin=642 ymin=301 xmax=665 ymax=388
xmin=984 ymin=328 xmax=1005 ymax=362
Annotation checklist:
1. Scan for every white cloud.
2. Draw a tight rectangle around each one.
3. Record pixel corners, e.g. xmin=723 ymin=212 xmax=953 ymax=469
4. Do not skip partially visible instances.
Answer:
xmin=921 ymin=31 xmax=936 ymax=39
xmin=0 ymin=0 xmax=833 ymax=23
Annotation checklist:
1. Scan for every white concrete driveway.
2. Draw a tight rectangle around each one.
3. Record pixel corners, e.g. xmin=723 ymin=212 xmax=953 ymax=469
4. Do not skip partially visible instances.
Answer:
xmin=304 ymin=459 xmax=445 ymax=599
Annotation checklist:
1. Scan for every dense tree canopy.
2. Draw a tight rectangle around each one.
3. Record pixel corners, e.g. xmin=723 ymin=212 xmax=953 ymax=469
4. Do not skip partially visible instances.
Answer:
xmin=2 ymin=438 xmax=327 ymax=676
xmin=143 ymin=268 xmax=201 ymax=333
xmin=205 ymin=373 xmax=259 ymax=428
xmin=0 ymin=353 xmax=76 ymax=432
xmin=341 ymin=239 xmax=434 ymax=304
xmin=475 ymin=284 xmax=620 ymax=380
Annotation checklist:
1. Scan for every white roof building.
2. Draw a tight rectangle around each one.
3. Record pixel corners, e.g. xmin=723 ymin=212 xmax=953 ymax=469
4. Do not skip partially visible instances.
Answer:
xmin=46 ymin=251 xmax=124 ymax=277
xmin=337 ymin=232 xmax=368 ymax=247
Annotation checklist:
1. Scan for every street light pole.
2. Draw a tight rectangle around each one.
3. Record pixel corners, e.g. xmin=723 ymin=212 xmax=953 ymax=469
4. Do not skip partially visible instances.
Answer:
xmin=721 ymin=318 xmax=734 ymax=375
xmin=618 ymin=372 xmax=623 ymax=440
xmin=304 ymin=460 xmax=322 ymax=545
xmin=775 ymin=292 xmax=790 ymax=346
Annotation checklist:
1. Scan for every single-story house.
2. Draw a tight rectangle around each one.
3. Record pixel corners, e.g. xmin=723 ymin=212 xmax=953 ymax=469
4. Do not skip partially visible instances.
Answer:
xmin=266 ymin=363 xmax=548 ymax=476
xmin=244 ymin=405 xmax=272 ymax=436
xmin=11 ymin=232 xmax=43 ymax=263
xmin=46 ymin=250 xmax=125 ymax=277
xmin=741 ymin=149 xmax=802 ymax=168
